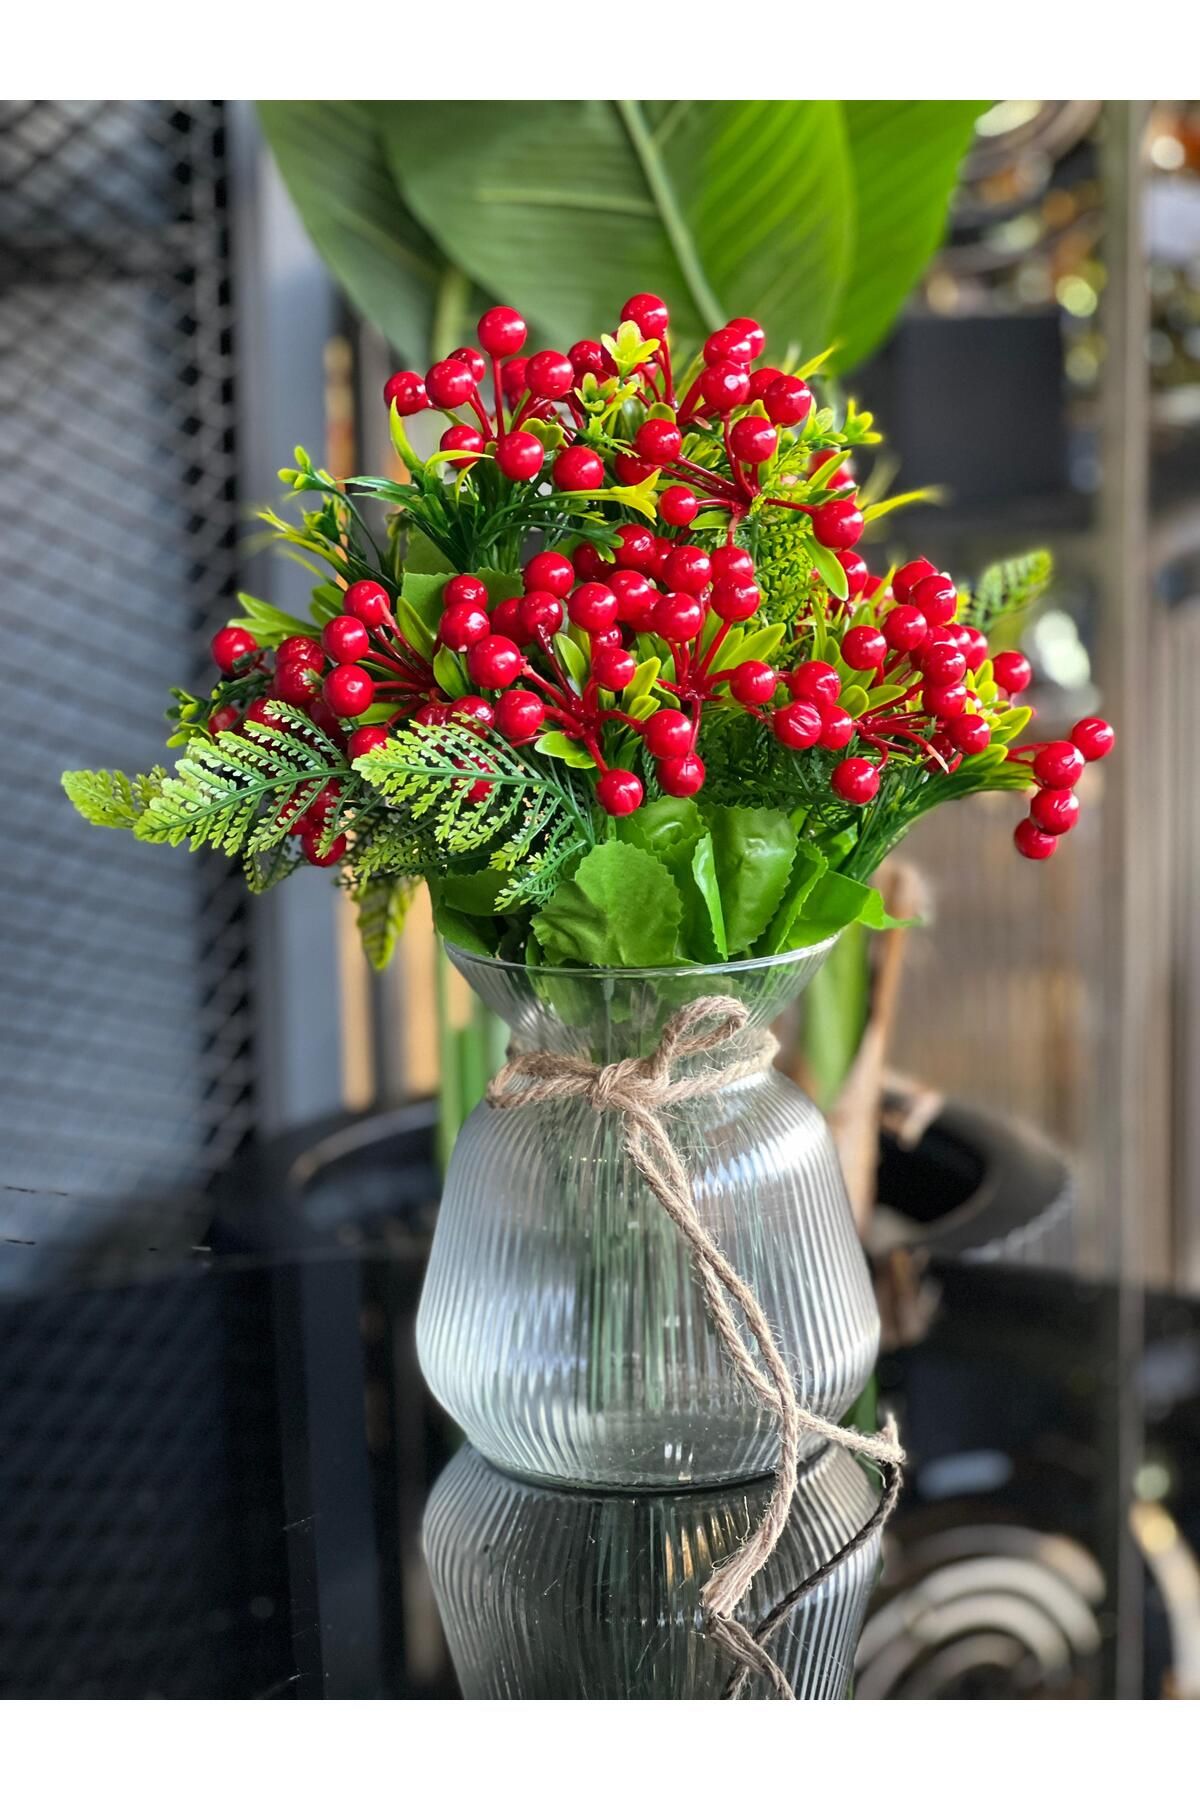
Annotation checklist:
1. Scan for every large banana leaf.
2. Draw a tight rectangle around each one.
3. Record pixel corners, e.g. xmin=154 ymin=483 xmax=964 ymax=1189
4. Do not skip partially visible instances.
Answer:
xmin=257 ymin=99 xmax=985 ymax=372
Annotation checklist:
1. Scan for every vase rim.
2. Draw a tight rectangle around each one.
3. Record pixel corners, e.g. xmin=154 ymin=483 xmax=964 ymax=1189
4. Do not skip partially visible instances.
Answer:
xmin=442 ymin=934 xmax=840 ymax=982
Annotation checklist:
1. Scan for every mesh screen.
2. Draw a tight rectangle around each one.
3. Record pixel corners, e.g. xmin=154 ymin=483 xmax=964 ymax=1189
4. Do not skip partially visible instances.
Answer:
xmin=0 ymin=100 xmax=255 ymax=1204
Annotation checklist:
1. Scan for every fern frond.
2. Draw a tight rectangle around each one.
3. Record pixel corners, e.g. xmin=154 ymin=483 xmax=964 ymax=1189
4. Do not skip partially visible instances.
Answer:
xmin=63 ymin=768 xmax=165 ymax=828
xmin=963 ymin=551 xmax=1053 ymax=634
xmin=135 ymin=706 xmax=348 ymax=855
xmin=350 ymin=873 xmax=419 ymax=970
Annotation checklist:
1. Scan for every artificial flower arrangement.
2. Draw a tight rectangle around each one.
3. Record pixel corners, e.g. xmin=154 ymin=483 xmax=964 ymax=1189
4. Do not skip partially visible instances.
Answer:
xmin=64 ymin=293 xmax=1115 ymax=973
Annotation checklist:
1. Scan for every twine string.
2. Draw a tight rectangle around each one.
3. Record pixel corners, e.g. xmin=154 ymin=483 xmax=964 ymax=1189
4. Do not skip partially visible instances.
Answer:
xmin=486 ymin=992 xmax=905 ymax=1699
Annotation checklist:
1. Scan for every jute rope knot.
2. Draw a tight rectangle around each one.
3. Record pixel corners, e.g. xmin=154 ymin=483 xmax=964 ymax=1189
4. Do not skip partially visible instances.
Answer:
xmin=487 ymin=992 xmax=906 ymax=1700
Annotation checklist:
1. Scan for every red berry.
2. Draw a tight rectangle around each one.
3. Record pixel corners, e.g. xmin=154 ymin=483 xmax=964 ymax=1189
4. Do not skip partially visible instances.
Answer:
xmin=947 ymin=713 xmax=992 ymax=756
xmin=663 ymin=544 xmax=712 ymax=595
xmin=729 ymin=416 xmax=778 ymax=464
xmin=649 ymin=537 xmax=674 ymax=579
xmin=728 ymin=661 xmax=777 ymax=706
xmin=818 ymin=705 xmax=855 ymax=751
xmin=643 ymin=709 xmax=693 ymax=759
xmin=842 ymin=626 xmax=888 ymax=671
xmin=517 ymin=590 xmax=563 ymax=638
xmin=659 ymin=486 xmax=700 ymax=528
xmin=525 ymin=350 xmax=574 ymax=399
xmin=921 ymin=639 xmax=967 ymax=685
xmin=344 ymin=580 xmax=391 ymax=627
xmin=747 ymin=365 xmax=784 ymax=400
xmin=597 ymin=768 xmax=644 ymax=816
xmin=208 ymin=704 xmax=239 ymax=734
xmin=1033 ymin=740 xmax=1085 ymax=789
xmin=568 ymin=582 xmax=619 ymax=633
xmin=466 ymin=634 xmax=524 ymax=689
xmin=711 ymin=545 xmax=755 ymax=582
xmin=273 ymin=660 xmax=321 ymax=705
xmin=923 ymin=681 xmax=968 ymax=720
xmin=478 ymin=306 xmax=527 ymax=357
xmin=383 ymin=370 xmax=429 ymax=416
xmin=413 ymin=702 xmax=449 ymax=727
xmin=323 ymin=664 xmax=374 ymax=717
xmin=613 ymin=522 xmax=658 ymax=572
xmin=573 ymin=542 xmax=612 ymax=582
xmin=634 ymin=418 xmax=682 ymax=465
xmin=495 ymin=689 xmax=546 ymax=742
xmin=348 ymin=725 xmax=390 ymax=759
xmin=426 ymin=358 xmax=477 ymax=410
xmin=1031 ymin=787 xmax=1080 ymax=835
xmin=703 ymin=324 xmax=754 ymax=364
xmin=620 ymin=293 xmax=669 ymax=338
xmin=245 ymin=697 xmax=284 ymax=729
xmin=788 ymin=661 xmax=841 ymax=707
xmin=450 ymin=345 xmax=488 ymax=383
xmin=656 ymin=753 xmax=706 ymax=798
xmin=700 ymin=361 xmax=751 ymax=412
xmin=613 ymin=452 xmax=657 ymax=486
xmin=772 ymin=701 xmax=823 ymax=750
xmin=811 ymin=499 xmax=863 ymax=549
xmin=211 ymin=626 xmax=257 ymax=673
xmin=653 ymin=592 xmax=705 ymax=640
xmin=710 ymin=577 xmax=761 ymax=623
xmin=449 ymin=696 xmax=494 ymax=733
xmin=958 ymin=625 xmax=989 ymax=672
xmin=495 ymin=431 xmax=545 ymax=482
xmin=912 ymin=575 xmax=957 ymax=626
xmin=524 ymin=551 xmax=574 ymax=596
xmin=569 ymin=339 xmax=616 ymax=380
xmin=500 ymin=357 xmax=528 ymax=403
xmin=306 ymin=699 xmax=347 ymax=746
xmin=1071 ymin=716 xmax=1116 ymax=761
xmin=591 ymin=643 xmax=637 ymax=690
xmin=729 ymin=317 xmax=766 ymax=357
xmin=322 ymin=615 xmax=369 ymax=664
xmin=608 ymin=569 xmax=657 ymax=628
xmin=992 ymin=651 xmax=1032 ymax=695
xmin=277 ymin=634 xmax=323 ymax=668
xmin=443 ymin=574 xmax=488 ymax=611
xmin=763 ymin=375 xmax=812 ymax=428
xmin=440 ymin=603 xmax=491 ymax=652
xmin=303 ymin=831 xmax=348 ymax=868
xmin=554 ymin=445 xmax=605 ymax=490
xmin=831 ymin=757 xmax=880 ymax=805
xmin=440 ymin=423 xmax=485 ymax=468
xmin=489 ymin=597 xmax=525 ymax=642
xmin=837 ymin=550 xmax=869 ymax=598
xmin=883 ymin=605 xmax=927 ymax=653
xmin=1014 ymin=817 xmax=1058 ymax=861
xmin=893 ymin=558 xmax=937 ymax=603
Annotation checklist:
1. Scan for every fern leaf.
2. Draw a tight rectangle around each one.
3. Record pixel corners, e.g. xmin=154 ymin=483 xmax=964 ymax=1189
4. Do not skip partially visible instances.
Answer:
xmin=964 ymin=551 xmax=1053 ymax=633
xmin=351 ymin=874 xmax=418 ymax=970
xmin=63 ymin=768 xmax=164 ymax=829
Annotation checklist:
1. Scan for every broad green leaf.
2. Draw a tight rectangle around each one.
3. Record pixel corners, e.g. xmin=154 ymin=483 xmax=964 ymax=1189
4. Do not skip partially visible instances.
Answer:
xmin=808 ymin=538 xmax=850 ymax=601
xmin=833 ymin=101 xmax=986 ymax=371
xmin=432 ymin=899 xmax=502 ymax=958
xmin=615 ymin=797 xmax=713 ymax=961
xmin=400 ymin=571 xmax=448 ymax=632
xmin=434 ymin=868 xmax=514 ymax=915
xmin=703 ymin=805 xmax=797 ymax=954
xmin=535 ymin=731 xmax=596 ymax=769
xmin=757 ymin=840 xmax=828 ymax=954
xmin=433 ymin=645 xmax=467 ymax=697
xmin=404 ymin=530 xmax=456 ymax=575
xmin=380 ymin=100 xmax=853 ymax=357
xmin=626 ymin=656 xmax=661 ymax=702
xmin=689 ymin=833 xmax=727 ymax=961
xmin=784 ymin=869 xmax=911 ymax=948
xmin=800 ymin=923 xmax=870 ymax=1107
xmin=394 ymin=596 xmax=437 ymax=662
xmin=533 ymin=840 xmax=682 ymax=968
xmin=257 ymin=102 xmax=442 ymax=360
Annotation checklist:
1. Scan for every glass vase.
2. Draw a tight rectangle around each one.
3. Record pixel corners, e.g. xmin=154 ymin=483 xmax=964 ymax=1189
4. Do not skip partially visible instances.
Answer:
xmin=425 ymin=1442 xmax=882 ymax=1700
xmin=417 ymin=941 xmax=880 ymax=1489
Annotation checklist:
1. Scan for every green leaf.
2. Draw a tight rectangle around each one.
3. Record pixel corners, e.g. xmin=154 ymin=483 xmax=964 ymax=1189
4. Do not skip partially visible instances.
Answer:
xmin=552 ymin=631 xmax=589 ymax=692
xmin=257 ymin=101 xmax=442 ymax=360
xmin=703 ymin=806 xmax=797 ymax=954
xmin=832 ymin=101 xmax=986 ymax=371
xmin=535 ymin=731 xmax=596 ymax=770
xmin=404 ymin=530 xmax=456 ymax=575
xmin=231 ymin=591 xmax=318 ymax=648
xmin=433 ymin=645 xmax=467 ymax=697
xmin=380 ymin=100 xmax=853 ymax=357
xmin=800 ymin=923 xmax=871 ymax=1108
xmin=63 ymin=768 xmax=164 ymax=829
xmin=808 ymin=538 xmax=850 ymax=601
xmin=399 ymin=571 xmax=447 ymax=632
xmin=532 ymin=840 xmax=682 ymax=969
xmin=432 ymin=899 xmax=502 ymax=958
xmin=784 ymin=868 xmax=910 ymax=948
xmin=353 ymin=875 xmax=418 ymax=970
xmin=757 ymin=841 xmax=828 ymax=954
xmin=394 ymin=596 xmax=437 ymax=662
xmin=966 ymin=550 xmax=1054 ymax=634
xmin=689 ymin=833 xmax=727 ymax=960
xmin=433 ymin=868 xmax=514 ymax=915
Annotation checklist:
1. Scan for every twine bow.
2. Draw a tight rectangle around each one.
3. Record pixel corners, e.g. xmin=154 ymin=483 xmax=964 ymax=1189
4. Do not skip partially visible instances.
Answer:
xmin=487 ymin=993 xmax=905 ymax=1700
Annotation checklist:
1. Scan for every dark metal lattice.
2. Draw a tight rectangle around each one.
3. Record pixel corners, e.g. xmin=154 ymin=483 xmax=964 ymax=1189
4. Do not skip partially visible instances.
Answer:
xmin=0 ymin=101 xmax=256 ymax=1205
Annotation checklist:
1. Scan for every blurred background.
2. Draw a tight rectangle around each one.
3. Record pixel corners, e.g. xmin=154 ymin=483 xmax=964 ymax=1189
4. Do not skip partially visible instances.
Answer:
xmin=1 ymin=98 xmax=1198 ymax=1701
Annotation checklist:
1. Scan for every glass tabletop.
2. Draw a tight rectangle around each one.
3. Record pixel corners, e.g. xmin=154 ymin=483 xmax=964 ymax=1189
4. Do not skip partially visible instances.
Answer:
xmin=1 ymin=1101 xmax=1191 ymax=1702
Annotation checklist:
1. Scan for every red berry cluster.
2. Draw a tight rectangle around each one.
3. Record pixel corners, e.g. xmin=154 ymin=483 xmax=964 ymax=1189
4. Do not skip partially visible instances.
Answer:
xmin=1009 ymin=716 xmax=1116 ymax=859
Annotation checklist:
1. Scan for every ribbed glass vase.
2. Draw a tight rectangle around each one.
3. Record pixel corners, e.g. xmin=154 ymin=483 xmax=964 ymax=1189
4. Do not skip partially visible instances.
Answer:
xmin=417 ymin=942 xmax=879 ymax=1489
xmin=425 ymin=1443 xmax=882 ymax=1699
